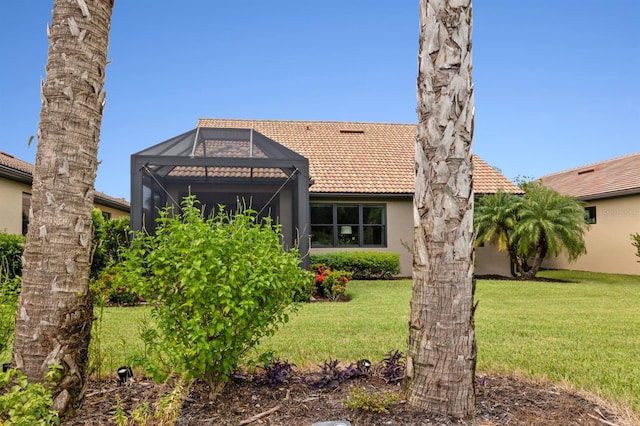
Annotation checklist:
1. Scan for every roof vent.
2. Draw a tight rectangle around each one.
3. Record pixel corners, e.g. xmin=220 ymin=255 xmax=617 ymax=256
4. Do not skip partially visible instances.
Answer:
xmin=577 ymin=168 xmax=595 ymax=175
xmin=339 ymin=129 xmax=365 ymax=134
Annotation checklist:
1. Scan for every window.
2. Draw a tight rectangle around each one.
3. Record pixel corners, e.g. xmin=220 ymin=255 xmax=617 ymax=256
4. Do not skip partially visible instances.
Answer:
xmin=585 ymin=206 xmax=596 ymax=224
xmin=22 ymin=193 xmax=31 ymax=235
xmin=102 ymin=211 xmax=112 ymax=220
xmin=310 ymin=203 xmax=386 ymax=247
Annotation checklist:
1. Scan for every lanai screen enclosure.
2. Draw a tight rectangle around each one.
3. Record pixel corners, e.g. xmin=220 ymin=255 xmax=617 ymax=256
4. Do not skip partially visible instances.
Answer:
xmin=130 ymin=127 xmax=311 ymax=267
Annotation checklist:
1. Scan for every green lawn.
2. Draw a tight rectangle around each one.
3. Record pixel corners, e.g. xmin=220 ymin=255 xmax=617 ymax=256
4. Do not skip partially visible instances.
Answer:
xmin=92 ymin=270 xmax=640 ymax=413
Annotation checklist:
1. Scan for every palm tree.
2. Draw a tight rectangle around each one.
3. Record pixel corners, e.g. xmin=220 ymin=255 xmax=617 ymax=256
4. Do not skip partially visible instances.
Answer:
xmin=514 ymin=183 xmax=588 ymax=279
xmin=475 ymin=191 xmax=523 ymax=275
xmin=405 ymin=0 xmax=475 ymax=419
xmin=12 ymin=0 xmax=114 ymax=416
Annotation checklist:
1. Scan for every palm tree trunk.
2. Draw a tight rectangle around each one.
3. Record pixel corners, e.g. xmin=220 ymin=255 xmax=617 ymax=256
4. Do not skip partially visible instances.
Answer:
xmin=524 ymin=244 xmax=545 ymax=279
xmin=405 ymin=0 xmax=476 ymax=419
xmin=12 ymin=0 xmax=114 ymax=416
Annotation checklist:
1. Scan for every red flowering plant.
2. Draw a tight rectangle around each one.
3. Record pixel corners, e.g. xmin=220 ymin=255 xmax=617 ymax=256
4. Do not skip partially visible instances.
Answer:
xmin=312 ymin=264 xmax=352 ymax=301
xmin=90 ymin=264 xmax=143 ymax=306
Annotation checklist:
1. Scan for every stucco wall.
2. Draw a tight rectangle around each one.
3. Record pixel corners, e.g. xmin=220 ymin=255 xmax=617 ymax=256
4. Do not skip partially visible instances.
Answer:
xmin=1 ymin=176 xmax=129 ymax=235
xmin=94 ymin=203 xmax=129 ymax=220
xmin=475 ymin=245 xmax=512 ymax=276
xmin=542 ymin=194 xmax=640 ymax=275
xmin=0 ymin=177 xmax=30 ymax=234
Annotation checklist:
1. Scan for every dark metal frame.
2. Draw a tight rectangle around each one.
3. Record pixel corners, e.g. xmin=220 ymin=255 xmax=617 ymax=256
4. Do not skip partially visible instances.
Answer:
xmin=130 ymin=128 xmax=311 ymax=267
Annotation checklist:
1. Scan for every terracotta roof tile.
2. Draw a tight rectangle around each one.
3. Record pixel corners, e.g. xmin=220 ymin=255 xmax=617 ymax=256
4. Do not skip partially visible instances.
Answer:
xmin=0 ymin=151 xmax=33 ymax=174
xmin=197 ymin=119 xmax=522 ymax=195
xmin=539 ymin=152 xmax=640 ymax=200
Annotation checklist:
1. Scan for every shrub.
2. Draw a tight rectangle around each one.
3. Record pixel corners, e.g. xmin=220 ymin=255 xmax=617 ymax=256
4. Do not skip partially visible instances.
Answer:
xmin=101 ymin=216 xmax=132 ymax=264
xmin=0 ymin=367 xmax=60 ymax=425
xmin=117 ymin=196 xmax=314 ymax=399
xmin=90 ymin=211 xmax=131 ymax=279
xmin=344 ymin=386 xmax=400 ymax=414
xmin=90 ymin=265 xmax=141 ymax=306
xmin=292 ymin=274 xmax=316 ymax=302
xmin=312 ymin=265 xmax=351 ymax=301
xmin=0 ymin=275 xmax=20 ymax=360
xmin=310 ymin=251 xmax=400 ymax=279
xmin=0 ymin=214 xmax=131 ymax=283
xmin=0 ymin=233 xmax=25 ymax=280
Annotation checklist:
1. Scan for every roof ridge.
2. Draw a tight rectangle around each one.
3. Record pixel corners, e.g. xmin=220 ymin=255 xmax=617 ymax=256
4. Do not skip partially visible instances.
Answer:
xmin=197 ymin=118 xmax=416 ymax=126
xmin=539 ymin=151 xmax=640 ymax=179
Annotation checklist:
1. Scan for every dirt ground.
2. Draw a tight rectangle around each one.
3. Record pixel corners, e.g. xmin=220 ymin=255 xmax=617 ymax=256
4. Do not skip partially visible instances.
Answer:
xmin=63 ymin=373 xmax=636 ymax=426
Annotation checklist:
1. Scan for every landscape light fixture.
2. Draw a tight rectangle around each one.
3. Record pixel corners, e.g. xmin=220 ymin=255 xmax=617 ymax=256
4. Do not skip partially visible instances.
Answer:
xmin=117 ymin=366 xmax=133 ymax=385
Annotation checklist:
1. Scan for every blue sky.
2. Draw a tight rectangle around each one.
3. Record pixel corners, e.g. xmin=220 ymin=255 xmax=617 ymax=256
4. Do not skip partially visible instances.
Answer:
xmin=1 ymin=1 xmax=639 ymax=200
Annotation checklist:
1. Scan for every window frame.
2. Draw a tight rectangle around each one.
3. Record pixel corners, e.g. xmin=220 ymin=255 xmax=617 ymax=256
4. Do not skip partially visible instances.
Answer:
xmin=585 ymin=206 xmax=597 ymax=224
xmin=310 ymin=203 xmax=387 ymax=248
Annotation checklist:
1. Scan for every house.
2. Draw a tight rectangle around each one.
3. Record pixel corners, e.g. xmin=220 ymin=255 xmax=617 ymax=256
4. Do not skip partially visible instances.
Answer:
xmin=0 ymin=151 xmax=130 ymax=235
xmin=132 ymin=119 xmax=522 ymax=276
xmin=539 ymin=152 xmax=640 ymax=275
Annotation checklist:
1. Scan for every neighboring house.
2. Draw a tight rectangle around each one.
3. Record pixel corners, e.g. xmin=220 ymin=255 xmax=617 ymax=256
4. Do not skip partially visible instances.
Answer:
xmin=0 ymin=151 xmax=130 ymax=235
xmin=539 ymin=152 xmax=640 ymax=275
xmin=132 ymin=119 xmax=522 ymax=276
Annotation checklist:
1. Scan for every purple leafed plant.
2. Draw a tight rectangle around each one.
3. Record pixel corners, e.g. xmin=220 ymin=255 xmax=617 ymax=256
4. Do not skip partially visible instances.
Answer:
xmin=379 ymin=350 xmax=405 ymax=383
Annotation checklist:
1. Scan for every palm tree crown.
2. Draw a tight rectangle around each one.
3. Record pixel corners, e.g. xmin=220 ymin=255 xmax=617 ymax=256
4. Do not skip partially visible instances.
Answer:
xmin=475 ymin=183 xmax=588 ymax=279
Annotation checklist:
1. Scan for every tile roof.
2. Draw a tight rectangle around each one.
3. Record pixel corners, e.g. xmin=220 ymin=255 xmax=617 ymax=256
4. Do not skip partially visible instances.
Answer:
xmin=0 ymin=151 xmax=130 ymax=210
xmin=197 ymin=119 xmax=522 ymax=195
xmin=539 ymin=152 xmax=640 ymax=200
xmin=0 ymin=151 xmax=32 ymax=175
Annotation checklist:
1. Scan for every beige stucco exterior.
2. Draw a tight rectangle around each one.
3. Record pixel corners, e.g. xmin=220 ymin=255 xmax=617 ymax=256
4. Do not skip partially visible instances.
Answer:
xmin=0 ymin=177 xmax=30 ymax=234
xmin=93 ymin=203 xmax=129 ymax=220
xmin=310 ymin=197 xmax=512 ymax=277
xmin=0 ymin=175 xmax=129 ymax=235
xmin=543 ymin=194 xmax=640 ymax=275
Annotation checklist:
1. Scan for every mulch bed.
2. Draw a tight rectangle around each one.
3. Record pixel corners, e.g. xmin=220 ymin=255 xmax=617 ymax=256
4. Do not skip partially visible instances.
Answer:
xmin=63 ymin=373 xmax=634 ymax=425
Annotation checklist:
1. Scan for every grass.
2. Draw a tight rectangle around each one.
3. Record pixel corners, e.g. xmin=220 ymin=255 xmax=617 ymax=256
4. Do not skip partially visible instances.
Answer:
xmin=475 ymin=271 xmax=640 ymax=413
xmin=91 ymin=270 xmax=640 ymax=413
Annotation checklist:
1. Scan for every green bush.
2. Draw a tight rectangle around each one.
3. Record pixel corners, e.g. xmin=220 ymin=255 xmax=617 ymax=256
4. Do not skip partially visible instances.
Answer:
xmin=91 ymin=210 xmax=131 ymax=279
xmin=0 ymin=214 xmax=131 ymax=282
xmin=310 ymin=251 xmax=400 ymax=279
xmin=344 ymin=386 xmax=400 ymax=414
xmin=0 ymin=367 xmax=60 ymax=425
xmin=0 ymin=275 xmax=20 ymax=360
xmin=90 ymin=265 xmax=141 ymax=306
xmin=117 ymin=196 xmax=314 ymax=398
xmin=89 ymin=213 xmax=136 ymax=305
xmin=0 ymin=233 xmax=25 ymax=280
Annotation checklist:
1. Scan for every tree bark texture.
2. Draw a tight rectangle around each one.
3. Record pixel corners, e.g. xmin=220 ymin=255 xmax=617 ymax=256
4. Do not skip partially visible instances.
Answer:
xmin=12 ymin=0 xmax=114 ymax=416
xmin=405 ymin=0 xmax=476 ymax=419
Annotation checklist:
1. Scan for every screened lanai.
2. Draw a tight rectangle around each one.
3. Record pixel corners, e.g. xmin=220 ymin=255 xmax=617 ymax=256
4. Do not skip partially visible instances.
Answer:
xmin=130 ymin=127 xmax=311 ymax=266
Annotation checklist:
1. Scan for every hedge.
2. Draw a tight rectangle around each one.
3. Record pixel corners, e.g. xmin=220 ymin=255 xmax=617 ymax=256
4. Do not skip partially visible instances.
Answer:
xmin=310 ymin=251 xmax=400 ymax=279
xmin=0 ymin=233 xmax=25 ymax=279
